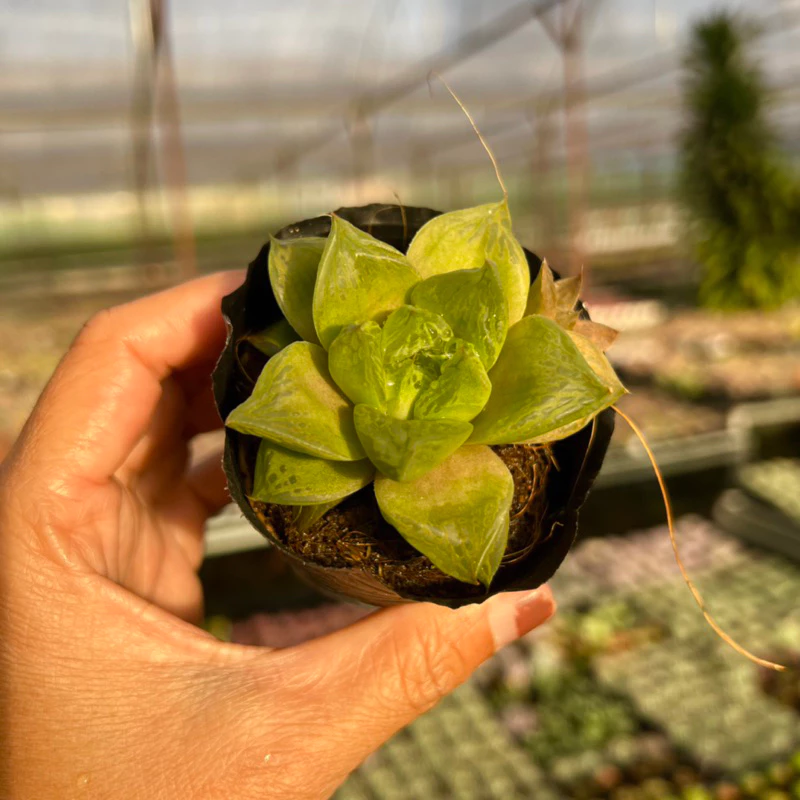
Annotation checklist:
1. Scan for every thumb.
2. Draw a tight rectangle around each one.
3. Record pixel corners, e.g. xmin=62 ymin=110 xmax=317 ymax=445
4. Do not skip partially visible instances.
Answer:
xmin=287 ymin=585 xmax=555 ymax=784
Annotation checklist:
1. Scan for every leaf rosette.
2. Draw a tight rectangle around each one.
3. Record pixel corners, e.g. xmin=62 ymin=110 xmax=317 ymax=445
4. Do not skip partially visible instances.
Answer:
xmin=213 ymin=204 xmax=621 ymax=605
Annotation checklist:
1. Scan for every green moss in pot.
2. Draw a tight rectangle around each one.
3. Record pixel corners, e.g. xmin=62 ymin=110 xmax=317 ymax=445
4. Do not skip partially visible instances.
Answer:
xmin=211 ymin=201 xmax=623 ymax=608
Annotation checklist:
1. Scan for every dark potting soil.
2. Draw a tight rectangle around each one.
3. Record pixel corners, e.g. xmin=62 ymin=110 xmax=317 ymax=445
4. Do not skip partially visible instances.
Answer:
xmin=251 ymin=444 xmax=553 ymax=598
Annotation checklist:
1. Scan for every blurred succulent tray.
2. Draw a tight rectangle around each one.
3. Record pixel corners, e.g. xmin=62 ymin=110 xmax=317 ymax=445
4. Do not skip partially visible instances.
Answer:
xmin=608 ymin=388 xmax=726 ymax=451
xmin=714 ymin=487 xmax=800 ymax=564
xmin=609 ymin=306 xmax=800 ymax=404
xmin=335 ymin=683 xmax=560 ymax=800
xmin=655 ymin=352 xmax=800 ymax=404
xmin=737 ymin=458 xmax=800 ymax=525
xmin=210 ymin=515 xmax=800 ymax=798
xmin=597 ymin=394 xmax=800 ymax=497
xmin=708 ymin=457 xmax=800 ymax=564
xmin=596 ymin=427 xmax=749 ymax=489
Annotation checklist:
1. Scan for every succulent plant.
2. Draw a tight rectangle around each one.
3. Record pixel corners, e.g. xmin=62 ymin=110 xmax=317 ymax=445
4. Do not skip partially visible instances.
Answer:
xmin=219 ymin=200 xmax=624 ymax=590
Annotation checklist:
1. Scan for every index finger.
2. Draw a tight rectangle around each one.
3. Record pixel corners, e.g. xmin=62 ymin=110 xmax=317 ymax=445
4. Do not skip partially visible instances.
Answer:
xmin=15 ymin=270 xmax=244 ymax=486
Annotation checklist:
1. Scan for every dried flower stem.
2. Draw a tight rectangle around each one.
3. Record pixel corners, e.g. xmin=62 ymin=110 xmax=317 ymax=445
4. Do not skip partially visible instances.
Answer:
xmin=613 ymin=405 xmax=785 ymax=672
xmin=429 ymin=72 xmax=508 ymax=200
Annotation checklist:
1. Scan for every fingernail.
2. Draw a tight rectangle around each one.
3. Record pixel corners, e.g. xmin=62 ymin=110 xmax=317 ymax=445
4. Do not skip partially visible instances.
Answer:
xmin=487 ymin=585 xmax=556 ymax=651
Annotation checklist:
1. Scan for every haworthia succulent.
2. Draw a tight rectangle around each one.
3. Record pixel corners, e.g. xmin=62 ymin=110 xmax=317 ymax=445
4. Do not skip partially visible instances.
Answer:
xmin=226 ymin=202 xmax=624 ymax=588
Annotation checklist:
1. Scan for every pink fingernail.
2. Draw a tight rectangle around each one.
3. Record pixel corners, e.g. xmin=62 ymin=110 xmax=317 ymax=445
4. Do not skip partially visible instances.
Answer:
xmin=487 ymin=586 xmax=556 ymax=651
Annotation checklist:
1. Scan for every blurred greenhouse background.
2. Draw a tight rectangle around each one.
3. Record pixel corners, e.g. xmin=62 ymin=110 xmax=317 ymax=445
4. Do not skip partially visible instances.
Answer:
xmin=2 ymin=1 xmax=800 ymax=798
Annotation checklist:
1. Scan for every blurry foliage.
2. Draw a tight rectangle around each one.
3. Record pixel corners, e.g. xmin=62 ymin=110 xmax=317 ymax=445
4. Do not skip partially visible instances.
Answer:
xmin=525 ymin=668 xmax=638 ymax=766
xmin=680 ymin=12 xmax=800 ymax=310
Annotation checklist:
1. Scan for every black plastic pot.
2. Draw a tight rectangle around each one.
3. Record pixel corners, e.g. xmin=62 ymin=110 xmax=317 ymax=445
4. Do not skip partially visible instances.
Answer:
xmin=212 ymin=204 xmax=615 ymax=607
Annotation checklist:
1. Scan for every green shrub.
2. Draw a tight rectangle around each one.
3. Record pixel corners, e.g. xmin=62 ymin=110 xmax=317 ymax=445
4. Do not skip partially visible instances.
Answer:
xmin=680 ymin=12 xmax=800 ymax=309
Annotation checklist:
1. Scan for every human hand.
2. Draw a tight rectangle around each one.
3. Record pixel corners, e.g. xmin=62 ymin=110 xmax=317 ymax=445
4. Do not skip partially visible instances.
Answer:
xmin=0 ymin=272 xmax=555 ymax=799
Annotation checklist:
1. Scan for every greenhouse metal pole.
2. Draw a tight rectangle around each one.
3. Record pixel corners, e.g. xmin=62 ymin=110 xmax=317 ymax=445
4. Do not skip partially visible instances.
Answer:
xmin=129 ymin=0 xmax=158 ymax=274
xmin=349 ymin=115 xmax=376 ymax=206
xmin=152 ymin=0 xmax=197 ymax=280
xmin=128 ymin=0 xmax=196 ymax=281
xmin=561 ymin=0 xmax=589 ymax=279
xmin=537 ymin=0 xmax=592 ymax=278
xmin=272 ymin=0 xmax=569 ymax=176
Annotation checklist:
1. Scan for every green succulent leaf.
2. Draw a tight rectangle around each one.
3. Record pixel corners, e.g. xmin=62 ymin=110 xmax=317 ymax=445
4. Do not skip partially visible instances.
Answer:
xmin=374 ymin=445 xmax=513 ymax=587
xmin=469 ymin=315 xmax=624 ymax=446
xmin=407 ymin=202 xmax=493 ymax=276
xmin=484 ymin=203 xmax=531 ymax=325
xmin=568 ymin=329 xmax=627 ymax=398
xmin=328 ymin=321 xmax=386 ymax=410
xmin=382 ymin=360 xmax=433 ymax=420
xmin=226 ymin=341 xmax=365 ymax=461
xmin=409 ymin=261 xmax=508 ymax=368
xmin=252 ymin=440 xmax=374 ymax=505
xmin=413 ymin=340 xmax=491 ymax=422
xmin=381 ymin=305 xmax=453 ymax=419
xmin=292 ymin=500 xmax=340 ymax=533
xmin=381 ymin=305 xmax=453 ymax=365
xmin=353 ymin=404 xmax=472 ymax=482
xmin=268 ymin=236 xmax=326 ymax=344
xmin=406 ymin=200 xmax=529 ymax=324
xmin=244 ymin=319 xmax=300 ymax=358
xmin=313 ymin=215 xmax=419 ymax=349
xmin=517 ymin=327 xmax=627 ymax=443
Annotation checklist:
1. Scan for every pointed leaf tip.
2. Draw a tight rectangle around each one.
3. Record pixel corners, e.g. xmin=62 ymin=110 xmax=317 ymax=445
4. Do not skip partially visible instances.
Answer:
xmin=313 ymin=215 xmax=419 ymax=349
xmin=573 ymin=319 xmax=619 ymax=351
xmin=328 ymin=321 xmax=387 ymax=410
xmin=410 ymin=261 xmax=508 ymax=369
xmin=292 ymin=500 xmax=341 ymax=533
xmin=375 ymin=446 xmax=513 ymax=587
xmin=567 ymin=328 xmax=627 ymax=397
xmin=526 ymin=260 xmax=584 ymax=330
xmin=268 ymin=235 xmax=326 ymax=344
xmin=253 ymin=440 xmax=374 ymax=505
xmin=555 ymin=263 xmax=583 ymax=306
xmin=406 ymin=200 xmax=529 ymax=325
xmin=470 ymin=315 xmax=625 ymax=446
xmin=226 ymin=341 xmax=365 ymax=461
xmin=354 ymin=404 xmax=472 ymax=482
